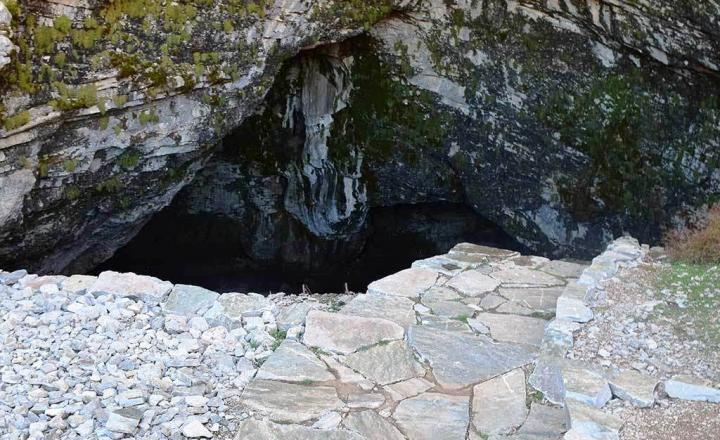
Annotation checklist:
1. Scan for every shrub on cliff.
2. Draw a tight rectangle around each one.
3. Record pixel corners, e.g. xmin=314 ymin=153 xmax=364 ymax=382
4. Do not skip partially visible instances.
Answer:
xmin=665 ymin=205 xmax=720 ymax=263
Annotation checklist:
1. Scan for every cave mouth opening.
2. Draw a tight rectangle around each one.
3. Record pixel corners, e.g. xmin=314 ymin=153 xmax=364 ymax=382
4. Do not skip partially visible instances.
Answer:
xmin=96 ymin=202 xmax=526 ymax=294
xmin=95 ymin=35 xmax=532 ymax=295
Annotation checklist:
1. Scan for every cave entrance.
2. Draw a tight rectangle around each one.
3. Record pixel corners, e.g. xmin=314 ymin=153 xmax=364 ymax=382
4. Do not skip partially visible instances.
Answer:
xmin=96 ymin=202 xmax=525 ymax=294
xmin=96 ymin=35 xmax=528 ymax=294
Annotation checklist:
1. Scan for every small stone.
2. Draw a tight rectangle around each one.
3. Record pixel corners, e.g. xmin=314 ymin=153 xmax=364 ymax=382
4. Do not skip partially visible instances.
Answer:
xmin=562 ymin=363 xmax=613 ymax=408
xmin=556 ymin=296 xmax=593 ymax=323
xmin=163 ymin=284 xmax=219 ymax=315
xmin=106 ymin=408 xmax=143 ymax=434
xmin=182 ymin=420 xmax=213 ymax=438
xmin=185 ymin=395 xmax=209 ymax=407
xmin=608 ymin=370 xmax=658 ymax=408
xmin=665 ymin=375 xmax=720 ymax=403
xmin=165 ymin=315 xmax=188 ymax=333
xmin=76 ymin=420 xmax=94 ymax=436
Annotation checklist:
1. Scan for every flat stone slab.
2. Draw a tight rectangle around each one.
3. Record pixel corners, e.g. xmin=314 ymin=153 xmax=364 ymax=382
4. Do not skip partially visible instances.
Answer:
xmin=408 ymin=325 xmax=534 ymax=390
xmin=343 ymin=410 xmax=406 ymax=440
xmin=478 ymin=294 xmax=506 ymax=310
xmin=204 ymin=292 xmax=273 ymax=329
xmin=422 ymin=285 xmax=462 ymax=302
xmin=472 ymin=368 xmax=527 ymax=435
xmin=555 ymin=296 xmax=593 ymax=323
xmin=542 ymin=319 xmax=581 ymax=355
xmin=529 ymin=357 xmax=565 ymax=405
xmin=341 ymin=294 xmax=416 ymax=328
xmin=276 ymin=302 xmax=316 ymax=331
xmin=304 ymin=311 xmax=404 ymax=354
xmin=563 ymin=363 xmax=613 ymax=408
xmin=346 ymin=393 xmax=386 ymax=409
xmin=343 ymin=340 xmax=424 ymax=385
xmin=384 ymin=377 xmax=434 ymax=401
xmin=235 ymin=419 xmax=363 ymax=439
xmin=449 ymin=243 xmax=519 ymax=260
xmin=393 ymin=392 xmax=469 ymax=440
xmin=89 ymin=271 xmax=172 ymax=305
xmin=423 ymin=300 xmax=474 ymax=318
xmin=475 ymin=313 xmax=547 ymax=348
xmin=446 ymin=270 xmax=501 ymax=297
xmin=255 ymin=339 xmax=334 ymax=383
xmin=162 ymin=284 xmax=219 ymax=315
xmin=106 ymin=407 xmax=143 ymax=434
xmin=490 ymin=267 xmax=566 ymax=288
xmin=540 ymin=260 xmax=587 ymax=278
xmin=508 ymin=255 xmax=551 ymax=269
xmin=608 ymin=370 xmax=658 ymax=408
xmin=60 ymin=275 xmax=97 ymax=294
xmin=240 ymin=379 xmax=343 ymax=423
xmin=367 ymin=267 xmax=440 ymax=298
xmin=412 ymin=255 xmax=464 ymax=276
xmin=498 ymin=287 xmax=564 ymax=312
xmin=320 ymin=354 xmax=374 ymax=390
xmin=514 ymin=403 xmax=568 ymax=438
xmin=665 ymin=375 xmax=720 ymax=403
xmin=566 ymin=400 xmax=624 ymax=436
xmin=418 ymin=315 xmax=471 ymax=332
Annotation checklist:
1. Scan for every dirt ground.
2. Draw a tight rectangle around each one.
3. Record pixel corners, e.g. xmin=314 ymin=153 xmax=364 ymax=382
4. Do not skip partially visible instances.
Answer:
xmin=568 ymin=252 xmax=720 ymax=439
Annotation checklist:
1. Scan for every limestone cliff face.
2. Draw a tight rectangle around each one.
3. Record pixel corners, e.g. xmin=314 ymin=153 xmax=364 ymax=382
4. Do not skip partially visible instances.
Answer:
xmin=0 ymin=0 xmax=719 ymax=272
xmin=0 ymin=0 xmax=405 ymax=272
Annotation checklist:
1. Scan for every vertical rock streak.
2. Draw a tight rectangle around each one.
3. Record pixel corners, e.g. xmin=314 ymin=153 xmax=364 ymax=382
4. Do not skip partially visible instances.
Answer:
xmin=283 ymin=53 xmax=368 ymax=238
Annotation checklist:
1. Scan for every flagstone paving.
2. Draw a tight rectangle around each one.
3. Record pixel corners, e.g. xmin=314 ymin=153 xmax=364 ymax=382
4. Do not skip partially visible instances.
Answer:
xmin=232 ymin=242 xmax=580 ymax=439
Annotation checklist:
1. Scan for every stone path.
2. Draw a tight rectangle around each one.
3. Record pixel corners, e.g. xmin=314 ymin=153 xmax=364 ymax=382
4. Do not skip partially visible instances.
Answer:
xmin=232 ymin=243 xmax=585 ymax=439
xmin=3 ymin=239 xmax=718 ymax=439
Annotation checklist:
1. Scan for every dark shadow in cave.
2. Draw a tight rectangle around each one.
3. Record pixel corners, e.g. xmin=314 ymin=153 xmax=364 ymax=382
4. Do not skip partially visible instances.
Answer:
xmin=96 ymin=202 xmax=526 ymax=294
xmin=95 ymin=35 xmax=533 ymax=294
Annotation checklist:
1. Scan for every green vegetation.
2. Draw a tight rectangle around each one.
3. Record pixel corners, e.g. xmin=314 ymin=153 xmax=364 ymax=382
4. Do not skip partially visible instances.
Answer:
xmin=452 ymin=314 xmax=470 ymax=323
xmin=653 ymin=262 xmax=720 ymax=348
xmin=0 ymin=0 xmax=269 ymax=120
xmin=313 ymin=0 xmax=393 ymax=30
xmin=138 ymin=109 xmax=159 ymax=126
xmin=3 ymin=110 xmax=30 ymax=131
xmin=328 ymin=37 xmax=450 ymax=166
xmin=65 ymin=185 xmax=81 ymax=200
xmin=62 ymin=159 xmax=79 ymax=172
xmin=96 ymin=176 xmax=123 ymax=193
xmin=270 ymin=329 xmax=287 ymax=350
xmin=119 ymin=151 xmax=140 ymax=169
xmin=112 ymin=95 xmax=129 ymax=106
xmin=537 ymin=71 xmax=719 ymax=221
xmin=51 ymin=83 xmax=99 ymax=110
